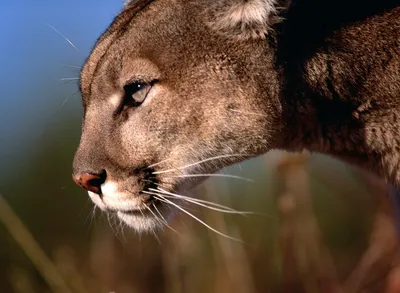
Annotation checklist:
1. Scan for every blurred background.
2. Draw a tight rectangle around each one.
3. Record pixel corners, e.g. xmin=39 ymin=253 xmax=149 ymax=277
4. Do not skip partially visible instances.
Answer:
xmin=1 ymin=1 xmax=399 ymax=293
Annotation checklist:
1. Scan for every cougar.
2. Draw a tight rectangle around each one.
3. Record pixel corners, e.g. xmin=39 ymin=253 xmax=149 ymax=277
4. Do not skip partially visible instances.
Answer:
xmin=72 ymin=0 xmax=400 ymax=232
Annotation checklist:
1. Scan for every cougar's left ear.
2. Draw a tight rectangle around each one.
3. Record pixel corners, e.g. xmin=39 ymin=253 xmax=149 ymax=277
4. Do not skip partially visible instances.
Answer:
xmin=206 ymin=0 xmax=290 ymax=40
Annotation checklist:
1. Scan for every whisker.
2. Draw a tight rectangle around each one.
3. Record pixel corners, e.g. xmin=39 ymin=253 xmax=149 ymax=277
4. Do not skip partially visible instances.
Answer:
xmin=145 ymin=190 xmax=222 ymax=209
xmin=148 ymin=205 xmax=164 ymax=224
xmin=87 ymin=206 xmax=97 ymax=230
xmin=168 ymin=173 xmax=255 ymax=182
xmin=149 ymin=188 xmax=253 ymax=214
xmin=148 ymin=222 xmax=161 ymax=244
xmin=143 ymin=190 xmax=198 ymax=212
xmin=117 ymin=217 xmax=127 ymax=243
xmin=145 ymin=205 xmax=165 ymax=229
xmin=153 ymin=154 xmax=248 ymax=175
xmin=154 ymin=188 xmax=275 ymax=219
xmin=166 ymin=195 xmax=250 ymax=215
xmin=107 ymin=213 xmax=123 ymax=242
xmin=152 ymin=203 xmax=179 ymax=236
xmin=58 ymin=77 xmax=79 ymax=81
xmin=44 ymin=22 xmax=80 ymax=53
xmin=154 ymin=194 xmax=243 ymax=242
xmin=147 ymin=158 xmax=173 ymax=169
xmin=60 ymin=64 xmax=81 ymax=69
xmin=112 ymin=214 xmax=127 ymax=243
xmin=59 ymin=90 xmax=79 ymax=109
xmin=106 ymin=213 xmax=118 ymax=237
xmin=146 ymin=204 xmax=180 ymax=237
xmin=152 ymin=203 xmax=166 ymax=222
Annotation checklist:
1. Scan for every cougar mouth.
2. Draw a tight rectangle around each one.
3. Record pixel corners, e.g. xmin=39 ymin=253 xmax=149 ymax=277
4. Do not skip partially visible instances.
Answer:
xmin=82 ymin=155 xmax=254 ymax=236
xmin=96 ymin=186 xmax=177 ymax=232
xmin=83 ymin=166 xmax=186 ymax=232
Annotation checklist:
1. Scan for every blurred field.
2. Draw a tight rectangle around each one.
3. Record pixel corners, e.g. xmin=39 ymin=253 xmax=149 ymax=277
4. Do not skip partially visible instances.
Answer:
xmin=1 ymin=1 xmax=400 ymax=292
xmin=2 ymin=150 xmax=400 ymax=293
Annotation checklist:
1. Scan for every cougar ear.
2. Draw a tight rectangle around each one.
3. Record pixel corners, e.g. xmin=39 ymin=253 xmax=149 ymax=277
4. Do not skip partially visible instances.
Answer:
xmin=206 ymin=0 xmax=288 ymax=39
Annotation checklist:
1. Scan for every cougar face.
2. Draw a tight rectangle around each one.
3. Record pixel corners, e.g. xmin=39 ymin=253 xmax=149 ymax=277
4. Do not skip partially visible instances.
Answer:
xmin=73 ymin=0 xmax=400 ymax=232
xmin=73 ymin=0 xmax=282 ymax=231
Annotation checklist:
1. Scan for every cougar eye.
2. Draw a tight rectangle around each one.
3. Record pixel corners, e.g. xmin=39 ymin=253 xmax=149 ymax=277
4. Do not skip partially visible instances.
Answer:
xmin=123 ymin=81 xmax=152 ymax=107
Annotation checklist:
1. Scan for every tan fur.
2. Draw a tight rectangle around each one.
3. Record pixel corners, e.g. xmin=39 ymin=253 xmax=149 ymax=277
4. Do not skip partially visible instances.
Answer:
xmin=206 ymin=0 xmax=279 ymax=39
xmin=73 ymin=0 xmax=400 ymax=232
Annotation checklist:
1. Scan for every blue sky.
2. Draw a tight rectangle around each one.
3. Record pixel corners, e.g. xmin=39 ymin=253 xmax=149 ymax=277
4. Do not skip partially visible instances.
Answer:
xmin=1 ymin=0 xmax=122 ymax=83
xmin=0 ymin=1 xmax=123 ymax=179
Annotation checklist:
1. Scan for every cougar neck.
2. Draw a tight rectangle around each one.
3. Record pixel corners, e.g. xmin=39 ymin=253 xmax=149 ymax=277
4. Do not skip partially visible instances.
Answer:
xmin=275 ymin=5 xmax=400 ymax=185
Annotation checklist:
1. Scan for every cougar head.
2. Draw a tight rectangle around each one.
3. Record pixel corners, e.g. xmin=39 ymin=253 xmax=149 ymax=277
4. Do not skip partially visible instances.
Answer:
xmin=73 ymin=0 xmax=285 ymax=232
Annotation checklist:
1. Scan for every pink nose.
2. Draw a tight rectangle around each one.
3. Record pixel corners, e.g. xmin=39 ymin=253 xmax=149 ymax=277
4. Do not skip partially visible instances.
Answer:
xmin=72 ymin=172 xmax=106 ymax=194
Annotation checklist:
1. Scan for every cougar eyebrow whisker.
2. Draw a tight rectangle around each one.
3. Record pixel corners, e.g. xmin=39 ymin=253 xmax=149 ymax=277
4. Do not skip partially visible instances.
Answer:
xmin=44 ymin=22 xmax=80 ymax=53
xmin=153 ymin=193 xmax=243 ymax=242
xmin=59 ymin=90 xmax=79 ymax=109
xmin=152 ymin=154 xmax=249 ymax=175
xmin=58 ymin=77 xmax=79 ymax=81
xmin=60 ymin=64 xmax=81 ymax=69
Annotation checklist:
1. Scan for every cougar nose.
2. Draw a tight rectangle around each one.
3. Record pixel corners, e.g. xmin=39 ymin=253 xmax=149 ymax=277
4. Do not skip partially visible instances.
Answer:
xmin=72 ymin=171 xmax=106 ymax=194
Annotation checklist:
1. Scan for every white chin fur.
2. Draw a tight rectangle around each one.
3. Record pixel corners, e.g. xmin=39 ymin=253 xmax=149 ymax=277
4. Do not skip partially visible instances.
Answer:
xmin=88 ymin=191 xmax=107 ymax=211
xmin=90 ymin=180 xmax=176 ymax=233
xmin=117 ymin=211 xmax=163 ymax=232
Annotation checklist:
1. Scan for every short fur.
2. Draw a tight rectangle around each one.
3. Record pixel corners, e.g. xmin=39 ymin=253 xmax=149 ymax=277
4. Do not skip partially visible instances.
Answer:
xmin=206 ymin=0 xmax=281 ymax=39
xmin=73 ymin=0 xmax=400 ymax=232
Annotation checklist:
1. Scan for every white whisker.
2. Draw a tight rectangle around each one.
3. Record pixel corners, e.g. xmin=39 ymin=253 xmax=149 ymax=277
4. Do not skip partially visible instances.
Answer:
xmin=168 ymin=173 xmax=255 ymax=182
xmin=150 ymin=227 xmax=161 ymax=244
xmin=145 ymin=190 xmax=222 ymax=209
xmin=59 ymin=90 xmax=79 ymax=109
xmin=106 ymin=213 xmax=117 ymax=236
xmin=107 ymin=213 xmax=126 ymax=244
xmin=143 ymin=190 xmax=197 ymax=212
xmin=60 ymin=64 xmax=81 ymax=69
xmin=147 ymin=204 xmax=181 ymax=236
xmin=147 ymin=158 xmax=173 ymax=169
xmin=152 ymin=203 xmax=180 ymax=235
xmin=153 ymin=154 xmax=248 ymax=175
xmin=145 ymin=205 xmax=165 ymax=228
xmin=154 ymin=188 xmax=275 ymax=219
xmin=44 ymin=22 xmax=80 ymax=53
xmin=88 ymin=206 xmax=97 ymax=229
xmin=154 ymin=194 xmax=243 ymax=242
xmin=149 ymin=188 xmax=253 ymax=215
xmin=117 ymin=217 xmax=127 ymax=243
xmin=152 ymin=204 xmax=166 ymax=223
xmin=58 ymin=77 xmax=79 ymax=81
